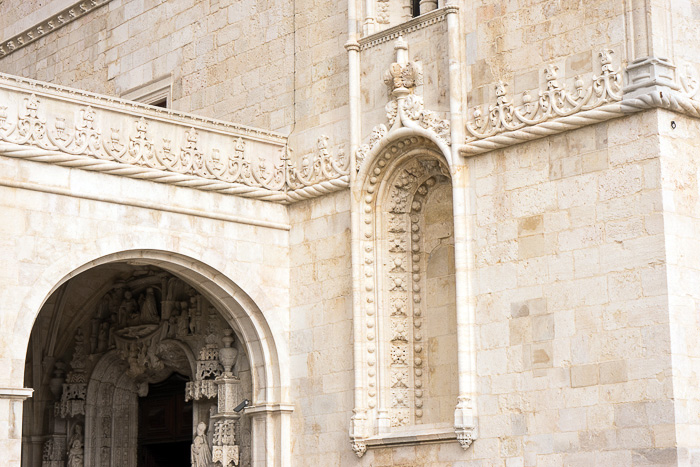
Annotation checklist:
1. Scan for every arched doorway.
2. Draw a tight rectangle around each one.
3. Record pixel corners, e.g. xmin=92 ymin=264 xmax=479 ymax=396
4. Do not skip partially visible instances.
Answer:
xmin=20 ymin=254 xmax=284 ymax=467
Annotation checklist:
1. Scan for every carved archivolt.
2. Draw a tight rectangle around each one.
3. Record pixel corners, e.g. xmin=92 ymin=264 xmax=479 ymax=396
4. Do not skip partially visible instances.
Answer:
xmin=33 ymin=268 xmax=251 ymax=467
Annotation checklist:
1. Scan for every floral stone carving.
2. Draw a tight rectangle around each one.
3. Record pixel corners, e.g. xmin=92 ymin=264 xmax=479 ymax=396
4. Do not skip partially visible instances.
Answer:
xmin=466 ymin=49 xmax=623 ymax=140
xmin=356 ymin=36 xmax=450 ymax=171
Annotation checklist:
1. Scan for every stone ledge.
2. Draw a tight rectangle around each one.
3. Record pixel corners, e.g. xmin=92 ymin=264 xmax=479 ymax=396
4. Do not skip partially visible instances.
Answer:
xmin=359 ymin=8 xmax=447 ymax=51
xmin=0 ymin=387 xmax=34 ymax=400
xmin=364 ymin=424 xmax=457 ymax=448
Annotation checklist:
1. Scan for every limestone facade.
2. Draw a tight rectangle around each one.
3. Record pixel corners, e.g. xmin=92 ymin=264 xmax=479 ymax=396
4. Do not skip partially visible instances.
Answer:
xmin=0 ymin=0 xmax=699 ymax=466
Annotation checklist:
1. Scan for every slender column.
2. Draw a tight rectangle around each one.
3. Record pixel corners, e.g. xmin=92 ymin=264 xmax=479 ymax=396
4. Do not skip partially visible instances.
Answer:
xmin=445 ymin=0 xmax=477 ymax=449
xmin=347 ymin=0 xmax=368 ymax=456
xmin=364 ymin=0 xmax=376 ymax=34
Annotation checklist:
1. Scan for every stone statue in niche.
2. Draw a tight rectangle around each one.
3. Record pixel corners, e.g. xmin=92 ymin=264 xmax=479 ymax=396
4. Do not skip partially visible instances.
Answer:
xmin=191 ymin=422 xmax=212 ymax=467
xmin=177 ymin=301 xmax=190 ymax=337
xmin=139 ymin=287 xmax=160 ymax=323
xmin=67 ymin=424 xmax=84 ymax=467
xmin=118 ymin=290 xmax=138 ymax=327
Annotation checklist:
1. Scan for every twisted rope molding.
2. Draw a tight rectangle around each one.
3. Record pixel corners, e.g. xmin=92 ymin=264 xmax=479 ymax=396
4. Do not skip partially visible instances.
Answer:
xmin=285 ymin=176 xmax=350 ymax=202
xmin=0 ymin=141 xmax=349 ymax=204
xmin=459 ymin=90 xmax=700 ymax=157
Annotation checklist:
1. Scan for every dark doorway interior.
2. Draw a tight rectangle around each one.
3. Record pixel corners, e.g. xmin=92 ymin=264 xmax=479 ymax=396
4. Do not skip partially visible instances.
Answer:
xmin=138 ymin=373 xmax=193 ymax=467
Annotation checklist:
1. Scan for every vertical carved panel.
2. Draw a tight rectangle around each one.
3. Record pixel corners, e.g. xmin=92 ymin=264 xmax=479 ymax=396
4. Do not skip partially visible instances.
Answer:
xmin=384 ymin=158 xmax=450 ymax=427
xmin=355 ymin=138 xmax=456 ymax=449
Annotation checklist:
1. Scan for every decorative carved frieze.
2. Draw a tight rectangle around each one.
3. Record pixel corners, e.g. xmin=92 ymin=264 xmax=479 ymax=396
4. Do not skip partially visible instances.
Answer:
xmin=41 ymin=437 xmax=66 ymax=467
xmin=286 ymin=135 xmax=350 ymax=191
xmin=212 ymin=419 xmax=240 ymax=467
xmin=466 ymin=50 xmax=623 ymax=141
xmin=0 ymin=73 xmax=348 ymax=203
xmin=460 ymin=56 xmax=700 ymax=157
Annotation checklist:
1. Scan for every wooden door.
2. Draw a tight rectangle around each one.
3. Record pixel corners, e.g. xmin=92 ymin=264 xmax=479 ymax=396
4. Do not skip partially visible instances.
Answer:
xmin=137 ymin=374 xmax=193 ymax=467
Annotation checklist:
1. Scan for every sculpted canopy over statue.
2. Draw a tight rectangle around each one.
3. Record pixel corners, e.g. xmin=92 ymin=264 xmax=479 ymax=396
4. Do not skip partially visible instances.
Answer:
xmin=191 ymin=422 xmax=212 ymax=467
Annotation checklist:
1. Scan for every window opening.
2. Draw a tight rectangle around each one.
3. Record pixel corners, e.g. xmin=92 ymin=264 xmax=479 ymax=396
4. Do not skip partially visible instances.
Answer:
xmin=122 ymin=74 xmax=172 ymax=109
xmin=149 ymin=98 xmax=168 ymax=109
xmin=412 ymin=0 xmax=421 ymax=17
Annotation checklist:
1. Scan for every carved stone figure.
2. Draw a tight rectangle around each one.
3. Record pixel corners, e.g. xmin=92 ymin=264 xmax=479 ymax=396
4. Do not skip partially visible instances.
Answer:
xmin=67 ymin=424 xmax=84 ymax=467
xmin=139 ymin=287 xmax=159 ymax=323
xmin=188 ymin=296 xmax=199 ymax=335
xmin=118 ymin=290 xmax=137 ymax=327
xmin=177 ymin=301 xmax=190 ymax=337
xmin=191 ymin=422 xmax=212 ymax=467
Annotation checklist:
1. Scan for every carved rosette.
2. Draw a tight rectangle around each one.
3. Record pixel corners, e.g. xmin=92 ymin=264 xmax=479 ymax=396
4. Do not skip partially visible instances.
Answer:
xmin=212 ymin=445 xmax=240 ymax=467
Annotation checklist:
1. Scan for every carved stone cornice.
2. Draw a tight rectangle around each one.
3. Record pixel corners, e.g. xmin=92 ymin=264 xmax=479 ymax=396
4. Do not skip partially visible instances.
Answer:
xmin=0 ymin=0 xmax=112 ymax=58
xmin=0 ymin=73 xmax=349 ymax=203
xmin=0 ymin=73 xmax=285 ymax=144
xmin=459 ymin=53 xmax=700 ymax=157
xmin=358 ymin=8 xmax=447 ymax=51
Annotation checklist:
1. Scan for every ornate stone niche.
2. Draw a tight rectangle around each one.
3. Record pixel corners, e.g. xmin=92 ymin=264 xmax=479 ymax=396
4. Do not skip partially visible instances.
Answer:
xmin=352 ymin=137 xmax=459 ymax=454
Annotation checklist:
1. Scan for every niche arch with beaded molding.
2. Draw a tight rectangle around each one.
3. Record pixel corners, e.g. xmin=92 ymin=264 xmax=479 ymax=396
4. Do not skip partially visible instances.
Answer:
xmin=350 ymin=130 xmax=476 ymax=455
